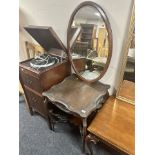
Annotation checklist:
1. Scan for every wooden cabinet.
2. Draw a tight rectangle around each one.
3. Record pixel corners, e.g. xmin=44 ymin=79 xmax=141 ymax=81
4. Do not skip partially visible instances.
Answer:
xmin=25 ymin=87 xmax=46 ymax=117
xmin=19 ymin=26 xmax=72 ymax=129
xmin=19 ymin=56 xmax=71 ymax=128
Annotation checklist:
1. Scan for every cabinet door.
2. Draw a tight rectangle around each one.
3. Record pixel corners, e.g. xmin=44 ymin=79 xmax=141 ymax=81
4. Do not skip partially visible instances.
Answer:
xmin=25 ymin=88 xmax=47 ymax=118
xmin=20 ymin=68 xmax=42 ymax=93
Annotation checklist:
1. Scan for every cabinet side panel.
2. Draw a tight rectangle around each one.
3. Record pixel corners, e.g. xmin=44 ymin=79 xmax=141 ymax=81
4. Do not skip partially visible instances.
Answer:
xmin=40 ymin=61 xmax=71 ymax=91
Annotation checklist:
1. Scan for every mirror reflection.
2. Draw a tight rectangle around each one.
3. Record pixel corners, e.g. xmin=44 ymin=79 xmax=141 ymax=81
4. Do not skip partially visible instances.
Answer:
xmin=69 ymin=6 xmax=109 ymax=80
xmin=123 ymin=30 xmax=135 ymax=82
xmin=119 ymin=29 xmax=135 ymax=103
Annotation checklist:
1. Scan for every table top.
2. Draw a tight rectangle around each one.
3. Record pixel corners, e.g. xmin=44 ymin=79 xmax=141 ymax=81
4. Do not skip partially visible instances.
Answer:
xmin=43 ymin=74 xmax=109 ymax=118
xmin=88 ymin=97 xmax=135 ymax=155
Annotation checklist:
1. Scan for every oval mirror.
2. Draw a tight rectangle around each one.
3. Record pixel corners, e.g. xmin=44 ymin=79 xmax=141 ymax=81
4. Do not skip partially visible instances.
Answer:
xmin=67 ymin=1 xmax=112 ymax=82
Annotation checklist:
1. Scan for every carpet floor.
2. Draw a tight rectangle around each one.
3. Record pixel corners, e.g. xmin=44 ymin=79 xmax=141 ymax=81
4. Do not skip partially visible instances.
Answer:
xmin=19 ymin=95 xmax=119 ymax=155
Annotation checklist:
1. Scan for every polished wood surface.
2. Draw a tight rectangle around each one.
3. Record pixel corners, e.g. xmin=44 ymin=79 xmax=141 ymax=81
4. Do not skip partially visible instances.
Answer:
xmin=87 ymin=97 xmax=135 ymax=155
xmin=119 ymin=80 xmax=135 ymax=102
xmin=43 ymin=74 xmax=109 ymax=118
xmin=43 ymin=74 xmax=109 ymax=150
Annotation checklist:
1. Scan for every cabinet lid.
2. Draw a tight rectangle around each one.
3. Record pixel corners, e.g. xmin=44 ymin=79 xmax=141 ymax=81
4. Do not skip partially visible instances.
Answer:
xmin=24 ymin=26 xmax=67 ymax=53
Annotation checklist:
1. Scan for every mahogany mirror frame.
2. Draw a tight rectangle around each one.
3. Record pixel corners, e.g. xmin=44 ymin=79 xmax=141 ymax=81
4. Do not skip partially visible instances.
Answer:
xmin=116 ymin=5 xmax=135 ymax=104
xmin=67 ymin=1 xmax=113 ymax=83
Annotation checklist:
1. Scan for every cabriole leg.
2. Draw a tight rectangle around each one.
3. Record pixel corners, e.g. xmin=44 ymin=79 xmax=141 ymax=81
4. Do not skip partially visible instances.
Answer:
xmin=82 ymin=118 xmax=87 ymax=152
xmin=85 ymin=134 xmax=99 ymax=155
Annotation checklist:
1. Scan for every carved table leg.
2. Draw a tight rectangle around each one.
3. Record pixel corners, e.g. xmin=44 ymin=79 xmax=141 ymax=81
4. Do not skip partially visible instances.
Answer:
xmin=47 ymin=116 xmax=53 ymax=130
xmin=44 ymin=97 xmax=54 ymax=131
xmin=82 ymin=118 xmax=87 ymax=152
xmin=85 ymin=134 xmax=99 ymax=155
xmin=48 ymin=111 xmax=55 ymax=131
xmin=23 ymin=94 xmax=34 ymax=116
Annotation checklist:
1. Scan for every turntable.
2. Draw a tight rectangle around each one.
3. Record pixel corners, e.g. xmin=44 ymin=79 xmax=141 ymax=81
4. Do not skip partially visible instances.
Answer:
xmin=30 ymin=54 xmax=60 ymax=69
xmin=21 ymin=26 xmax=68 ymax=70
xmin=19 ymin=26 xmax=71 ymax=129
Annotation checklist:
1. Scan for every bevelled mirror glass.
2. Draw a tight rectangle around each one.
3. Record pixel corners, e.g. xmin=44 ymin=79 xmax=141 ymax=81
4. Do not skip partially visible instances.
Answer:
xmin=67 ymin=2 xmax=113 ymax=82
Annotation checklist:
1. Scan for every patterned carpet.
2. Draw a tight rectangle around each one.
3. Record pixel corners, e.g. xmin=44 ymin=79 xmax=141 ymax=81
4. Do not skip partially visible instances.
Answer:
xmin=19 ymin=95 xmax=118 ymax=155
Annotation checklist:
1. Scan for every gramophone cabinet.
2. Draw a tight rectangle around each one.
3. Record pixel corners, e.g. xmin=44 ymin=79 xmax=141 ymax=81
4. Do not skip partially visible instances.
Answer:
xmin=19 ymin=26 xmax=71 ymax=128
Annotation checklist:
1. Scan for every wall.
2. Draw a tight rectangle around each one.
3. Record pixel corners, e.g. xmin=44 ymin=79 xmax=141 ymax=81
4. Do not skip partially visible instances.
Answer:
xmin=19 ymin=0 xmax=134 ymax=95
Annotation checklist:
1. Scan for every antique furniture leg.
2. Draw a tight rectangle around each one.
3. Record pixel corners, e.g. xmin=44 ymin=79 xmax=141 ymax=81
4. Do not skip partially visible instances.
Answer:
xmin=19 ymin=79 xmax=34 ymax=116
xmin=48 ymin=109 xmax=56 ymax=131
xmin=23 ymin=90 xmax=34 ymax=116
xmin=43 ymin=75 xmax=110 ymax=151
xmin=48 ymin=106 xmax=70 ymax=131
xmin=82 ymin=117 xmax=87 ymax=152
xmin=24 ymin=97 xmax=34 ymax=116
xmin=29 ymin=106 xmax=34 ymax=116
xmin=43 ymin=97 xmax=53 ymax=130
xmin=47 ymin=116 xmax=53 ymax=131
xmin=85 ymin=134 xmax=99 ymax=155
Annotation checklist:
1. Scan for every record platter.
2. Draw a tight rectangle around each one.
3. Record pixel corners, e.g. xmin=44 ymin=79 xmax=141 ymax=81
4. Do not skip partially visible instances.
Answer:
xmin=30 ymin=54 xmax=60 ymax=69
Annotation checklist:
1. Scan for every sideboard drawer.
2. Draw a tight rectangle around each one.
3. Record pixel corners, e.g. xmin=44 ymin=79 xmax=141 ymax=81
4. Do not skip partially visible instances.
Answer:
xmin=25 ymin=88 xmax=47 ymax=117
xmin=20 ymin=69 xmax=42 ymax=93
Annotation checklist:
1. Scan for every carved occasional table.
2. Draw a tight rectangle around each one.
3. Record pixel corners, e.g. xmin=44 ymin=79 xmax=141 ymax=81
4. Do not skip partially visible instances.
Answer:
xmin=85 ymin=97 xmax=135 ymax=155
xmin=43 ymin=74 xmax=109 ymax=150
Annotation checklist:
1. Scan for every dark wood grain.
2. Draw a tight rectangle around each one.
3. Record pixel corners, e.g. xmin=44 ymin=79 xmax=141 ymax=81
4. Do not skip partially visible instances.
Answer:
xmin=24 ymin=26 xmax=67 ymax=53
